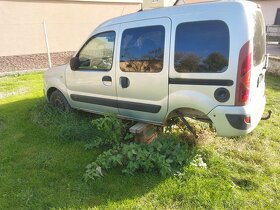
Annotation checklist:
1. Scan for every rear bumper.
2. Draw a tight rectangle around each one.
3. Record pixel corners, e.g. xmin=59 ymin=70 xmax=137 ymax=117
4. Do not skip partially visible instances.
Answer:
xmin=207 ymin=97 xmax=266 ymax=137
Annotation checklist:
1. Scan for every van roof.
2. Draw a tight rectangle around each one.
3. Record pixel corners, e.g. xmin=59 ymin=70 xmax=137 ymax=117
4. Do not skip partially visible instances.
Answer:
xmin=98 ymin=0 xmax=257 ymax=28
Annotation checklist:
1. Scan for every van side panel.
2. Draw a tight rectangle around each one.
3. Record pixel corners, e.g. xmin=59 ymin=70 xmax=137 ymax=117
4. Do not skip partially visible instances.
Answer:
xmin=167 ymin=3 xmax=249 ymax=118
xmin=115 ymin=18 xmax=172 ymax=124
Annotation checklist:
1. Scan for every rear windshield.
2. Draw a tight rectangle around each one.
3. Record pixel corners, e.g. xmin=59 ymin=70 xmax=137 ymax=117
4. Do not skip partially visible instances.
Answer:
xmin=253 ymin=11 xmax=266 ymax=67
xmin=174 ymin=20 xmax=229 ymax=73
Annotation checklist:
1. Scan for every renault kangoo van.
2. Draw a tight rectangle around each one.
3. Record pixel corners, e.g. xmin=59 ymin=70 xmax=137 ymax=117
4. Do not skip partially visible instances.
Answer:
xmin=44 ymin=0 xmax=268 ymax=137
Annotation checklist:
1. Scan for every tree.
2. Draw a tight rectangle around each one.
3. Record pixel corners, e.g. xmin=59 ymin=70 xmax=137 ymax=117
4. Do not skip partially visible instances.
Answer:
xmin=203 ymin=52 xmax=228 ymax=72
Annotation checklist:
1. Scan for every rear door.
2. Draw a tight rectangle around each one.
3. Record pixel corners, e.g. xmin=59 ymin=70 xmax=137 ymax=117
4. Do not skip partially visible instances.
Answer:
xmin=116 ymin=18 xmax=171 ymax=124
xmin=250 ymin=10 xmax=266 ymax=113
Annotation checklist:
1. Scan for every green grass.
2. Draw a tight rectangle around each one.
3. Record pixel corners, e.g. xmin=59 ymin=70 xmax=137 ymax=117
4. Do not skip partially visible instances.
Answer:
xmin=0 ymin=72 xmax=279 ymax=209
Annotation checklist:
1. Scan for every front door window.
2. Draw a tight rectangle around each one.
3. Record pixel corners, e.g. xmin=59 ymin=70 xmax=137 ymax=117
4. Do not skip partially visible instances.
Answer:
xmin=78 ymin=31 xmax=116 ymax=71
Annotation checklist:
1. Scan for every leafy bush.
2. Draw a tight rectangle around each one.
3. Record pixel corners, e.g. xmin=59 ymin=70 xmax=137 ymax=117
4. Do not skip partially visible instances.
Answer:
xmin=91 ymin=114 xmax=126 ymax=146
xmin=84 ymin=138 xmax=195 ymax=181
xmin=85 ymin=118 xmax=196 ymax=181
xmin=85 ymin=114 xmax=134 ymax=150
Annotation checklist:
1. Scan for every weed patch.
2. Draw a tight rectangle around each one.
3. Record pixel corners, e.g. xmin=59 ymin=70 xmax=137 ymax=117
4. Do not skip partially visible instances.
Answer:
xmin=85 ymin=135 xmax=197 ymax=181
xmin=84 ymin=115 xmax=198 ymax=181
xmin=30 ymin=100 xmax=98 ymax=141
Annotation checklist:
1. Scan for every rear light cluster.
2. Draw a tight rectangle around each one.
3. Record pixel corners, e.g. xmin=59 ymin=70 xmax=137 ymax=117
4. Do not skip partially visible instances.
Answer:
xmin=244 ymin=116 xmax=251 ymax=124
xmin=235 ymin=41 xmax=251 ymax=106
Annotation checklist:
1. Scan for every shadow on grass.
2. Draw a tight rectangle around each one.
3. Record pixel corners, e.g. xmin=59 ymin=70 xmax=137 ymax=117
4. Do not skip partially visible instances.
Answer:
xmin=0 ymin=97 xmax=197 ymax=209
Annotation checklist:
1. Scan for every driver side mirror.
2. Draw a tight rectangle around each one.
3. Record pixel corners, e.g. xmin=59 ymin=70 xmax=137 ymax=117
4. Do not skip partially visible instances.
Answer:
xmin=70 ymin=57 xmax=80 ymax=70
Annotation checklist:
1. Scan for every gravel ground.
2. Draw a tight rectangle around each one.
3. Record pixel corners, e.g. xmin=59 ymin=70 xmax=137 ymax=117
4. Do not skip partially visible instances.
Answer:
xmin=0 ymin=50 xmax=279 ymax=76
xmin=267 ymin=44 xmax=280 ymax=57
xmin=0 ymin=51 xmax=74 ymax=72
xmin=268 ymin=56 xmax=280 ymax=76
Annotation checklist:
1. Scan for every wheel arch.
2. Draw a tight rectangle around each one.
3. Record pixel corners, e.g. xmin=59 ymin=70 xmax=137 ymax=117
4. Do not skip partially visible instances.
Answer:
xmin=46 ymin=87 xmax=70 ymax=104
xmin=46 ymin=87 xmax=58 ymax=101
xmin=164 ymin=107 xmax=212 ymax=125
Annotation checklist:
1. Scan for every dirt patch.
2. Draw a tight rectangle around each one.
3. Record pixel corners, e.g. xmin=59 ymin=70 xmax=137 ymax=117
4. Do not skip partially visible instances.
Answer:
xmin=0 ymin=51 xmax=74 ymax=72
xmin=0 ymin=87 xmax=29 ymax=99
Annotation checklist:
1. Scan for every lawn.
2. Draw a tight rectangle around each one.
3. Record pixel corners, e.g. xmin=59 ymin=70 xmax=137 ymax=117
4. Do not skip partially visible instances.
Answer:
xmin=0 ymin=72 xmax=279 ymax=209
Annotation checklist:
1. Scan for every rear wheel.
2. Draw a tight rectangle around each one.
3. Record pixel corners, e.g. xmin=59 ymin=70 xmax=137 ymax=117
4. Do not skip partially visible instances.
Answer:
xmin=49 ymin=90 xmax=71 ymax=112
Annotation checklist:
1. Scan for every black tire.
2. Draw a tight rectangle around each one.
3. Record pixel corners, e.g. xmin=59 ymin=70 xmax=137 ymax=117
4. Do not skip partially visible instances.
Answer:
xmin=49 ymin=90 xmax=71 ymax=112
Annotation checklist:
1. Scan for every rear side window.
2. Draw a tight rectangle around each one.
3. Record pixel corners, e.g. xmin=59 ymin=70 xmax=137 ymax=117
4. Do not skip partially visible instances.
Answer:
xmin=174 ymin=20 xmax=229 ymax=73
xmin=120 ymin=25 xmax=165 ymax=73
xmin=253 ymin=11 xmax=266 ymax=67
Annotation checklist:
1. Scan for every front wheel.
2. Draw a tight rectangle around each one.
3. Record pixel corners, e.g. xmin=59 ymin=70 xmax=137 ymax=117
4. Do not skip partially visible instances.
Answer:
xmin=49 ymin=90 xmax=71 ymax=112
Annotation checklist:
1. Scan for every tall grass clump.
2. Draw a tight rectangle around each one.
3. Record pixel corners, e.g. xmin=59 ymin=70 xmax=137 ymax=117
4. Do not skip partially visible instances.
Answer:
xmin=30 ymin=99 xmax=99 ymax=141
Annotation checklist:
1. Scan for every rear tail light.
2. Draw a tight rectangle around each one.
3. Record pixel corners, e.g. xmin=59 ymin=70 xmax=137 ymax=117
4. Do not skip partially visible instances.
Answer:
xmin=244 ymin=116 xmax=251 ymax=124
xmin=235 ymin=41 xmax=251 ymax=106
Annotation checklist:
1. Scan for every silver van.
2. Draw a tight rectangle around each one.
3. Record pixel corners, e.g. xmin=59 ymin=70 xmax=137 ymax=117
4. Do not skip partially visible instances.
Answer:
xmin=44 ymin=0 xmax=268 ymax=137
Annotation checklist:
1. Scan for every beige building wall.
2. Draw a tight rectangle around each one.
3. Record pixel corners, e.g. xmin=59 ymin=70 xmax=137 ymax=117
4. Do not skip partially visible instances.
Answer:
xmin=142 ymin=0 xmax=176 ymax=10
xmin=254 ymin=1 xmax=280 ymax=25
xmin=0 ymin=0 xmax=141 ymax=56
xmin=175 ymin=0 xmax=212 ymax=5
xmin=142 ymin=0 xmax=164 ymax=9
xmin=175 ymin=0 xmax=280 ymax=26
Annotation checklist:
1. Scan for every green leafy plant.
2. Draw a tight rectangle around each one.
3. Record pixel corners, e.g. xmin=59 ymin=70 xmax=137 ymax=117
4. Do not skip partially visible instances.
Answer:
xmin=84 ymin=135 xmax=196 ymax=181
xmin=87 ymin=114 xmax=134 ymax=148
xmin=89 ymin=114 xmax=124 ymax=147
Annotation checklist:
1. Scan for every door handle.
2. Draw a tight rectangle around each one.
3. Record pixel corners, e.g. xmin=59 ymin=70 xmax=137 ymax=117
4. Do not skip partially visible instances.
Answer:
xmin=257 ymin=73 xmax=264 ymax=88
xmin=102 ymin=76 xmax=112 ymax=82
xmin=102 ymin=76 xmax=112 ymax=86
xmin=120 ymin=77 xmax=130 ymax=88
